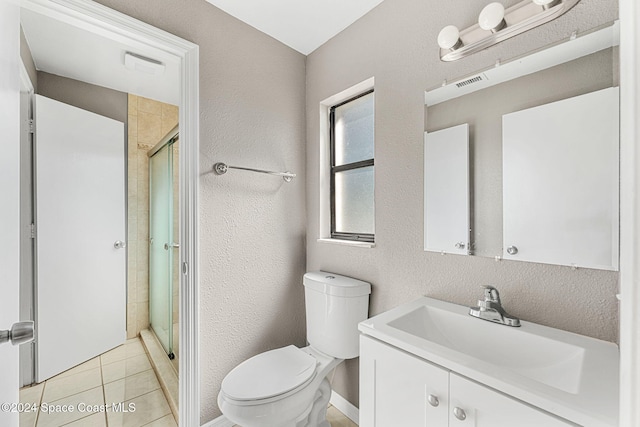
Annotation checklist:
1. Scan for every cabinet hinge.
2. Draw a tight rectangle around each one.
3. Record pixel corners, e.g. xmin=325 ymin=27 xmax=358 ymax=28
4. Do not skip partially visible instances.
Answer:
xmin=30 ymin=223 xmax=36 ymax=239
xmin=28 ymin=119 xmax=34 ymax=134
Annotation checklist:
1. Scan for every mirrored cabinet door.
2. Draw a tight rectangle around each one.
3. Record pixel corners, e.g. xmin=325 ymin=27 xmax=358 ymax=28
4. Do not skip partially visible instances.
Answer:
xmin=424 ymin=124 xmax=470 ymax=255
xmin=502 ymin=87 xmax=619 ymax=270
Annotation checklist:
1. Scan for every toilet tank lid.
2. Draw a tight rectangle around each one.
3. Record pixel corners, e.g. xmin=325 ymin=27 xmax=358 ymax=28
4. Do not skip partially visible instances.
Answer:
xmin=303 ymin=271 xmax=371 ymax=297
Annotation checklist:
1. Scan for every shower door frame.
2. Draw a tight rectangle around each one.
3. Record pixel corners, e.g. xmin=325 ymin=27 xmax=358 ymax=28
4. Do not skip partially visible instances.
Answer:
xmin=149 ymin=133 xmax=179 ymax=359
xmin=20 ymin=1 xmax=200 ymax=425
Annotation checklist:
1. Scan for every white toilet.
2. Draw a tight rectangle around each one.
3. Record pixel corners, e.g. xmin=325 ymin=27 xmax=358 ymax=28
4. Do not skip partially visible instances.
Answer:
xmin=217 ymin=271 xmax=371 ymax=427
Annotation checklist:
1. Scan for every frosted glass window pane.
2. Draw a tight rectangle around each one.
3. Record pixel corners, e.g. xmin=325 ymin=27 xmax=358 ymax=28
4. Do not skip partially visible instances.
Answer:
xmin=335 ymin=166 xmax=374 ymax=234
xmin=334 ymin=92 xmax=374 ymax=166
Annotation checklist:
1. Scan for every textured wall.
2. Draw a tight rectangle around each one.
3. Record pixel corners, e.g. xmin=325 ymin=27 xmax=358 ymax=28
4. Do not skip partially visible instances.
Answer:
xmin=93 ymin=0 xmax=307 ymax=423
xmin=306 ymin=0 xmax=619 ymax=407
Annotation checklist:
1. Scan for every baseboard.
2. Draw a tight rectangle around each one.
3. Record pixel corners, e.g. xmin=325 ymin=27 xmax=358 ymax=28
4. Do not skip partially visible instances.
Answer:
xmin=201 ymin=415 xmax=234 ymax=427
xmin=330 ymin=391 xmax=359 ymax=425
xmin=202 ymin=392 xmax=358 ymax=427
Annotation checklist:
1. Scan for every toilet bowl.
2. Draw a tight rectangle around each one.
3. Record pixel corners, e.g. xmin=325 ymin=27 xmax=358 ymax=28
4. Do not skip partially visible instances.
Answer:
xmin=218 ymin=346 xmax=341 ymax=427
xmin=217 ymin=272 xmax=371 ymax=427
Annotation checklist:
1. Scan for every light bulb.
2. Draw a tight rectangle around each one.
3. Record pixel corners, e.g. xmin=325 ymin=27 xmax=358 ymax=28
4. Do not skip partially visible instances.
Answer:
xmin=532 ymin=0 xmax=560 ymax=9
xmin=437 ymin=25 xmax=463 ymax=50
xmin=478 ymin=2 xmax=507 ymax=33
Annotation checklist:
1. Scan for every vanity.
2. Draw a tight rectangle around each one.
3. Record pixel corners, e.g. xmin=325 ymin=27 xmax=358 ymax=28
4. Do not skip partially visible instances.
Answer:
xmin=358 ymin=18 xmax=622 ymax=427
xmin=358 ymin=297 xmax=619 ymax=427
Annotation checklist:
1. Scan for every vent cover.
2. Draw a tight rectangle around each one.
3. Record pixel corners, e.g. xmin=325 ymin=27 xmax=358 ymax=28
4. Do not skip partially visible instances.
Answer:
xmin=456 ymin=74 xmax=486 ymax=88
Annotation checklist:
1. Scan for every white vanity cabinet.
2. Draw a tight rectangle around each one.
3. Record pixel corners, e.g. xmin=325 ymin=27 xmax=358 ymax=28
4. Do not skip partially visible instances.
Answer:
xmin=360 ymin=335 xmax=575 ymax=427
xmin=360 ymin=334 xmax=449 ymax=426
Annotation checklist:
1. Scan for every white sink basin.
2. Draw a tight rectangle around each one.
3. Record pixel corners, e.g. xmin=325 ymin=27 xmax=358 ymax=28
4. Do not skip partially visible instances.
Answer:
xmin=387 ymin=303 xmax=585 ymax=394
xmin=359 ymin=297 xmax=619 ymax=427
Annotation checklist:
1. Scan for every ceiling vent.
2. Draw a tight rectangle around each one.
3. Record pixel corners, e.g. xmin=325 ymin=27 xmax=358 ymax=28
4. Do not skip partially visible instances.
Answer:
xmin=455 ymin=74 xmax=487 ymax=88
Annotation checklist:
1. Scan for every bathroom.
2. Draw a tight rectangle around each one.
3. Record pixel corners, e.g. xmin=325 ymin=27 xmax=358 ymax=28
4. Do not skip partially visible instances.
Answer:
xmin=1 ymin=0 xmax=639 ymax=426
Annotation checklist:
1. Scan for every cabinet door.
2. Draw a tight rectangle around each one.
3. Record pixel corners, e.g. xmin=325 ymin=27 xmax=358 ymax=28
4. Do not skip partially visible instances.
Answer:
xmin=502 ymin=87 xmax=619 ymax=270
xmin=424 ymin=124 xmax=470 ymax=255
xmin=360 ymin=336 xmax=449 ymax=427
xmin=449 ymin=374 xmax=575 ymax=427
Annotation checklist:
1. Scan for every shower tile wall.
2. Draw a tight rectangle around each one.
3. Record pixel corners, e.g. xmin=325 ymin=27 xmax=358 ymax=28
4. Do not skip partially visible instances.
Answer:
xmin=127 ymin=94 xmax=179 ymax=339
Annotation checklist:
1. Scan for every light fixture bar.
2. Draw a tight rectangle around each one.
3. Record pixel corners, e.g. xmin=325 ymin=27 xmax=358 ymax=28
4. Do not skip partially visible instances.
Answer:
xmin=439 ymin=0 xmax=581 ymax=62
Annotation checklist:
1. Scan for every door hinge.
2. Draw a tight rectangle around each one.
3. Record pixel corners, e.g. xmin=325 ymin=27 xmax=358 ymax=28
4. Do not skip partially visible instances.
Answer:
xmin=30 ymin=223 xmax=36 ymax=239
xmin=28 ymin=119 xmax=34 ymax=134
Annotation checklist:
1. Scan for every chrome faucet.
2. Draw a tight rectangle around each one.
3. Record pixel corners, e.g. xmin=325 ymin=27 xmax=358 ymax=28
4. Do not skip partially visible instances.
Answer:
xmin=469 ymin=285 xmax=521 ymax=327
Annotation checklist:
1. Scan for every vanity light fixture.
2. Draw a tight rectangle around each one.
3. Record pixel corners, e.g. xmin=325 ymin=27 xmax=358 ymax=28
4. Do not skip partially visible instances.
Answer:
xmin=437 ymin=25 xmax=463 ymax=51
xmin=478 ymin=3 xmax=506 ymax=33
xmin=437 ymin=0 xmax=580 ymax=61
xmin=532 ymin=0 xmax=561 ymax=10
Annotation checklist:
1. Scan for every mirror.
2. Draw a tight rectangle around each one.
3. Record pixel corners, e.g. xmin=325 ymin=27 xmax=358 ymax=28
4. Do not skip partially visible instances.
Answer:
xmin=424 ymin=21 xmax=619 ymax=269
xmin=424 ymin=123 xmax=470 ymax=255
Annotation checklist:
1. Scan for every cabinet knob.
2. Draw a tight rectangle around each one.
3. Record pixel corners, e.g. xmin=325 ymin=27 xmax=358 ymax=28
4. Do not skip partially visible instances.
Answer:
xmin=506 ymin=245 xmax=518 ymax=255
xmin=453 ymin=407 xmax=467 ymax=421
xmin=427 ymin=394 xmax=439 ymax=407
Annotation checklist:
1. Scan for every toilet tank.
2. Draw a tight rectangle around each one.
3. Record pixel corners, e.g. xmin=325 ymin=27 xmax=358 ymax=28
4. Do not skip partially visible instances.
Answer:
xmin=303 ymin=271 xmax=371 ymax=359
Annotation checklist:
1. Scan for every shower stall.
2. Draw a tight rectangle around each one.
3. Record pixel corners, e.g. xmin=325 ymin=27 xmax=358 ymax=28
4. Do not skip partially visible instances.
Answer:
xmin=149 ymin=127 xmax=180 ymax=363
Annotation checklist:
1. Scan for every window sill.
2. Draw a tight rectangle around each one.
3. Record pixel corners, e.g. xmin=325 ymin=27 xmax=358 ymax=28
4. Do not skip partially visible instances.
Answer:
xmin=317 ymin=238 xmax=376 ymax=248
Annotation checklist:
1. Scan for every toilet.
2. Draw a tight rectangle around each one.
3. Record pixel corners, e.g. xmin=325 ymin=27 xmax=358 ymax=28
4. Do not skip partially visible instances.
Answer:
xmin=217 ymin=271 xmax=371 ymax=427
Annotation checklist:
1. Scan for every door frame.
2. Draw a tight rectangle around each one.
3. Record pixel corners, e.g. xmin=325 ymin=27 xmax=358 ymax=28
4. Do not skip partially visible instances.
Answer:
xmin=18 ymin=60 xmax=35 ymax=388
xmin=619 ymin=0 xmax=640 ymax=425
xmin=20 ymin=0 xmax=200 ymax=425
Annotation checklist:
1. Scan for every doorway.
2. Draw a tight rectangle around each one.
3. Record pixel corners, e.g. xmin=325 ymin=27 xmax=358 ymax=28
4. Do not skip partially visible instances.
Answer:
xmin=11 ymin=0 xmax=199 ymax=425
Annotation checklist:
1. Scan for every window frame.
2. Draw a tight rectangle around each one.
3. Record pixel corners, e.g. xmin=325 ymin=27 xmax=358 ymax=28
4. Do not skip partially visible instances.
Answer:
xmin=329 ymin=89 xmax=375 ymax=243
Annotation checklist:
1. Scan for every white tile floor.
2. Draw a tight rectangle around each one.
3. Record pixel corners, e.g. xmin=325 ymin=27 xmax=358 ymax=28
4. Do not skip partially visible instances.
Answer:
xmin=19 ymin=337 xmax=176 ymax=427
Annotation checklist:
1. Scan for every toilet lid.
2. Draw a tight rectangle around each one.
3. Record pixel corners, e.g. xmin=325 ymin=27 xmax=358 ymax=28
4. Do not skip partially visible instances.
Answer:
xmin=221 ymin=345 xmax=317 ymax=401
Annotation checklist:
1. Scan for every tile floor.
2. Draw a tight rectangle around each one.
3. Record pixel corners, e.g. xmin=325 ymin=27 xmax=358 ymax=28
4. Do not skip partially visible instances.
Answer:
xmin=19 ymin=337 xmax=176 ymax=427
xmin=232 ymin=405 xmax=358 ymax=427
xmin=326 ymin=405 xmax=358 ymax=427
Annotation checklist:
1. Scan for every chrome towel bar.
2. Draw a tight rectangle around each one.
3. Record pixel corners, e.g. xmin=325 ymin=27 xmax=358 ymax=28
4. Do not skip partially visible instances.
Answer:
xmin=213 ymin=162 xmax=296 ymax=182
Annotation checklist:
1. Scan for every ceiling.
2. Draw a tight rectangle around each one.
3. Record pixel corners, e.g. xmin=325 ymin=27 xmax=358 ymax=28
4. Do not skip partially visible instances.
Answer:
xmin=20 ymin=0 xmax=386 ymax=103
xmin=206 ymin=0 xmax=386 ymax=54
xmin=21 ymin=8 xmax=180 ymax=105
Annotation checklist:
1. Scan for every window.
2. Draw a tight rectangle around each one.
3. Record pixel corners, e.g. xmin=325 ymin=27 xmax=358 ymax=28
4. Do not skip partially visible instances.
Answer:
xmin=330 ymin=90 xmax=374 ymax=242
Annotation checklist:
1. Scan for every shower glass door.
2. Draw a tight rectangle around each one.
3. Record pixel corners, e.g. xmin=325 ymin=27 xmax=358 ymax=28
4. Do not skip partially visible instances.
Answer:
xmin=149 ymin=143 xmax=174 ymax=357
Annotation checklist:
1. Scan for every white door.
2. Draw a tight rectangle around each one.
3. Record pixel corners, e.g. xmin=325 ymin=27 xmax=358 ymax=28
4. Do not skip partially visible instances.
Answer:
xmin=0 ymin=0 xmax=23 ymax=425
xmin=35 ymin=95 xmax=126 ymax=382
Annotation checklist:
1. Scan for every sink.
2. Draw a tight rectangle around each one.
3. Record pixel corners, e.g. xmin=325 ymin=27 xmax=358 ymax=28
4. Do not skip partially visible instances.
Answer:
xmin=387 ymin=303 xmax=585 ymax=394
xmin=359 ymin=296 xmax=619 ymax=427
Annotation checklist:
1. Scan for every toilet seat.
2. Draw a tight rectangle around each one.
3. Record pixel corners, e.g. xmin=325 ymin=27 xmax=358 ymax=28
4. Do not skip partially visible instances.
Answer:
xmin=221 ymin=345 xmax=317 ymax=401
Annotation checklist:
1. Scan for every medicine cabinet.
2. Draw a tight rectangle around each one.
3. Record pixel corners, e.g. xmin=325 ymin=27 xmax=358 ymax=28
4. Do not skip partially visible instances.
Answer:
xmin=424 ymin=21 xmax=619 ymax=270
xmin=424 ymin=124 xmax=470 ymax=255
xmin=502 ymin=87 xmax=619 ymax=270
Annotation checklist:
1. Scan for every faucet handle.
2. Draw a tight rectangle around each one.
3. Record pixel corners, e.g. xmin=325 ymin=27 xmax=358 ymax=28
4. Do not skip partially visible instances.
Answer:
xmin=481 ymin=285 xmax=501 ymax=303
